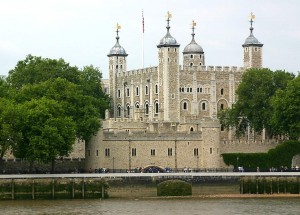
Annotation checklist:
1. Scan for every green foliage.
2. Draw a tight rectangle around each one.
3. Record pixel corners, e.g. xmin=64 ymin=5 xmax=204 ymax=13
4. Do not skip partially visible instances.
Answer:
xmin=218 ymin=68 xmax=295 ymax=138
xmin=222 ymin=140 xmax=300 ymax=169
xmin=271 ymin=76 xmax=300 ymax=139
xmin=0 ymin=55 xmax=109 ymax=170
xmin=157 ymin=180 xmax=192 ymax=196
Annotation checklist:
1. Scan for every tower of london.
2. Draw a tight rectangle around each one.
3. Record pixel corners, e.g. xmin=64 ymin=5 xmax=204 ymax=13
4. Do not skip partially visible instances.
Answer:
xmin=86 ymin=12 xmax=274 ymax=171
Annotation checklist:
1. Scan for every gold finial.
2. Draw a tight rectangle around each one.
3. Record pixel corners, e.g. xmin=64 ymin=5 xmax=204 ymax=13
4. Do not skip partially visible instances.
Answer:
xmin=249 ymin=12 xmax=255 ymax=21
xmin=166 ymin=11 xmax=172 ymax=20
xmin=116 ymin=23 xmax=121 ymax=30
xmin=192 ymin=20 xmax=196 ymax=27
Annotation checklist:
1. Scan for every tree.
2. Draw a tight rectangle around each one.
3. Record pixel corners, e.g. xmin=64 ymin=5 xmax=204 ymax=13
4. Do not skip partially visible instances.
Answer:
xmin=13 ymin=98 xmax=76 ymax=172
xmin=219 ymin=68 xmax=294 ymax=137
xmin=7 ymin=55 xmax=81 ymax=88
xmin=272 ymin=75 xmax=300 ymax=139
xmin=5 ymin=55 xmax=110 ymax=171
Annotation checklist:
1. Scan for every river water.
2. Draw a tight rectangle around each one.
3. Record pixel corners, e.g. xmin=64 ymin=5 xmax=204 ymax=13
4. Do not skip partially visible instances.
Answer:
xmin=0 ymin=198 xmax=299 ymax=215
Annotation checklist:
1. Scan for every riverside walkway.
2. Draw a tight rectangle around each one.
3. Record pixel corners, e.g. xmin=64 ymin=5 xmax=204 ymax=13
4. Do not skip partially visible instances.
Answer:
xmin=1 ymin=172 xmax=300 ymax=179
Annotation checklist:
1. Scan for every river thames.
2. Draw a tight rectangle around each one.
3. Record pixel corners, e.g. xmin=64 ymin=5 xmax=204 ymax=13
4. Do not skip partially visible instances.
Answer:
xmin=0 ymin=198 xmax=300 ymax=215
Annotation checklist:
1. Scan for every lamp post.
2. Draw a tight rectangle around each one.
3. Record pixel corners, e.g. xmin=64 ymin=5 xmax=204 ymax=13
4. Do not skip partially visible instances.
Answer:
xmin=112 ymin=157 xmax=115 ymax=173
xmin=237 ymin=157 xmax=239 ymax=171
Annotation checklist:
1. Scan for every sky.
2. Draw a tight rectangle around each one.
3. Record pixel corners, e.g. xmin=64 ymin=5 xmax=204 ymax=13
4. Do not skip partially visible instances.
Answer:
xmin=0 ymin=0 xmax=299 ymax=79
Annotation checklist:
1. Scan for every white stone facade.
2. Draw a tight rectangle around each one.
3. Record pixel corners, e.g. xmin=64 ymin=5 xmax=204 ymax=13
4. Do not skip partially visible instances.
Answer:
xmin=85 ymin=16 xmax=274 ymax=171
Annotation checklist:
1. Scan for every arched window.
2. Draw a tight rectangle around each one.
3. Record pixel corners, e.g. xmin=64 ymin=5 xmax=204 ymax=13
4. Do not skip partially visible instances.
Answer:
xmin=221 ymin=88 xmax=224 ymax=95
xmin=202 ymin=102 xmax=206 ymax=111
xmin=135 ymin=102 xmax=140 ymax=109
xmin=117 ymin=106 xmax=121 ymax=117
xmin=155 ymin=101 xmax=159 ymax=114
xmin=190 ymin=63 xmax=193 ymax=67
xmin=183 ymin=102 xmax=188 ymax=110
xmin=155 ymin=84 xmax=158 ymax=94
xmin=145 ymin=103 xmax=149 ymax=115
xmin=190 ymin=127 xmax=194 ymax=132
xmin=190 ymin=54 xmax=193 ymax=59
xmin=126 ymin=105 xmax=130 ymax=117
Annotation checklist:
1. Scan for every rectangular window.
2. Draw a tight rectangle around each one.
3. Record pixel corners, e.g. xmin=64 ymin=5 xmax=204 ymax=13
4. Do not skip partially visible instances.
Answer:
xmin=168 ymin=148 xmax=172 ymax=156
xmin=194 ymin=148 xmax=198 ymax=156
xmin=151 ymin=149 xmax=155 ymax=156
xmin=210 ymin=148 xmax=213 ymax=154
xmin=136 ymin=87 xmax=139 ymax=96
xmin=132 ymin=148 xmax=136 ymax=156
xmin=126 ymin=88 xmax=130 ymax=97
xmin=118 ymin=89 xmax=121 ymax=98
xmin=105 ymin=148 xmax=110 ymax=157
xmin=96 ymin=150 xmax=98 ymax=156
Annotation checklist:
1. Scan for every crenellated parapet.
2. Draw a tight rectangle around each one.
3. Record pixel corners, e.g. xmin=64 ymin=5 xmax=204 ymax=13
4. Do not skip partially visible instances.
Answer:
xmin=116 ymin=66 xmax=158 ymax=78
xmin=183 ymin=65 xmax=245 ymax=73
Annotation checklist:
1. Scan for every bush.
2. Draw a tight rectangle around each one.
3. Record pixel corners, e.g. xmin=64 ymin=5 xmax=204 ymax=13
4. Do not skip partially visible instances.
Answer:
xmin=157 ymin=180 xmax=192 ymax=197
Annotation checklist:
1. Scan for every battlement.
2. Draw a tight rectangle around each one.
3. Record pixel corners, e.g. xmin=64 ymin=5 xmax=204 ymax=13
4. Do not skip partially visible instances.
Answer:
xmin=182 ymin=65 xmax=245 ymax=73
xmin=117 ymin=66 xmax=158 ymax=77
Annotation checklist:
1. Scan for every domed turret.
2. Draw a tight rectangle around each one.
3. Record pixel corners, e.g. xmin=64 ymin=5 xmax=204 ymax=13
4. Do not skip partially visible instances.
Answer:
xmin=157 ymin=11 xmax=179 ymax=48
xmin=183 ymin=21 xmax=205 ymax=68
xmin=183 ymin=21 xmax=204 ymax=54
xmin=242 ymin=13 xmax=263 ymax=68
xmin=108 ymin=24 xmax=128 ymax=57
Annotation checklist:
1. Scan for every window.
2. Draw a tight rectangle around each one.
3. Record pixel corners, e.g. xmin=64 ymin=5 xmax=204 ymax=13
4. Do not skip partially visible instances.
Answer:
xmin=151 ymin=149 xmax=155 ymax=156
xmin=145 ymin=86 xmax=149 ymax=95
xmin=187 ymin=88 xmax=189 ymax=92
xmin=179 ymin=88 xmax=181 ymax=92
xmin=127 ymin=105 xmax=130 ymax=117
xmin=220 ymin=104 xmax=224 ymax=110
xmin=135 ymin=103 xmax=140 ymax=108
xmin=168 ymin=148 xmax=172 ymax=156
xmin=155 ymin=84 xmax=158 ymax=94
xmin=105 ymin=148 xmax=110 ymax=157
xmin=190 ymin=88 xmax=192 ymax=92
xmin=221 ymin=125 xmax=224 ymax=131
xmin=120 ymin=65 xmax=123 ymax=69
xmin=190 ymin=63 xmax=193 ymax=67
xmin=202 ymin=102 xmax=206 ymax=110
xmin=183 ymin=102 xmax=187 ymax=110
xmin=181 ymin=87 xmax=184 ymax=92
xmin=126 ymin=88 xmax=130 ymax=97
xmin=190 ymin=127 xmax=194 ymax=132
xmin=190 ymin=54 xmax=193 ymax=59
xmin=116 ymin=65 xmax=118 ymax=69
xmin=136 ymin=87 xmax=139 ymax=96
xmin=155 ymin=101 xmax=159 ymax=114
xmin=200 ymin=55 xmax=202 ymax=59
xmin=145 ymin=103 xmax=149 ymax=115
xmin=210 ymin=148 xmax=213 ymax=154
xmin=194 ymin=148 xmax=198 ymax=156
xmin=200 ymin=88 xmax=202 ymax=93
xmin=132 ymin=148 xmax=136 ymax=156
xmin=175 ymin=48 xmax=177 ymax=52
xmin=117 ymin=106 xmax=121 ymax=117
xmin=221 ymin=88 xmax=224 ymax=95
xmin=118 ymin=89 xmax=121 ymax=98
xmin=96 ymin=150 xmax=98 ymax=156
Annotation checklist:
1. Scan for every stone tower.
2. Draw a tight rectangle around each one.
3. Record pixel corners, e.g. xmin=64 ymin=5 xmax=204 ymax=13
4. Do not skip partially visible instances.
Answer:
xmin=107 ymin=24 xmax=128 ymax=118
xmin=183 ymin=20 xmax=205 ymax=69
xmin=157 ymin=12 xmax=180 ymax=122
xmin=242 ymin=13 xmax=263 ymax=68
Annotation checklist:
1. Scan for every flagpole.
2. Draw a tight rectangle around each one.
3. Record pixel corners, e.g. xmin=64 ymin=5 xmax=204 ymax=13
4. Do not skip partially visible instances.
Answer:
xmin=142 ymin=10 xmax=144 ymax=68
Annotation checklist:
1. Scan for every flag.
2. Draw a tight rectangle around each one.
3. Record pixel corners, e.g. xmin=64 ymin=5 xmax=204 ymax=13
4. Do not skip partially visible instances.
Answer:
xmin=142 ymin=10 xmax=144 ymax=33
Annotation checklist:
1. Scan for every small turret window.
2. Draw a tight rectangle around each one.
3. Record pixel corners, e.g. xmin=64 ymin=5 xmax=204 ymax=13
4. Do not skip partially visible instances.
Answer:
xmin=183 ymin=102 xmax=188 ymax=110
xmin=175 ymin=48 xmax=177 ymax=52
xmin=155 ymin=84 xmax=158 ymax=94
xmin=200 ymin=55 xmax=202 ymax=59
xmin=190 ymin=55 xmax=193 ymax=59
xmin=221 ymin=88 xmax=224 ymax=95
xmin=190 ymin=63 xmax=193 ymax=67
